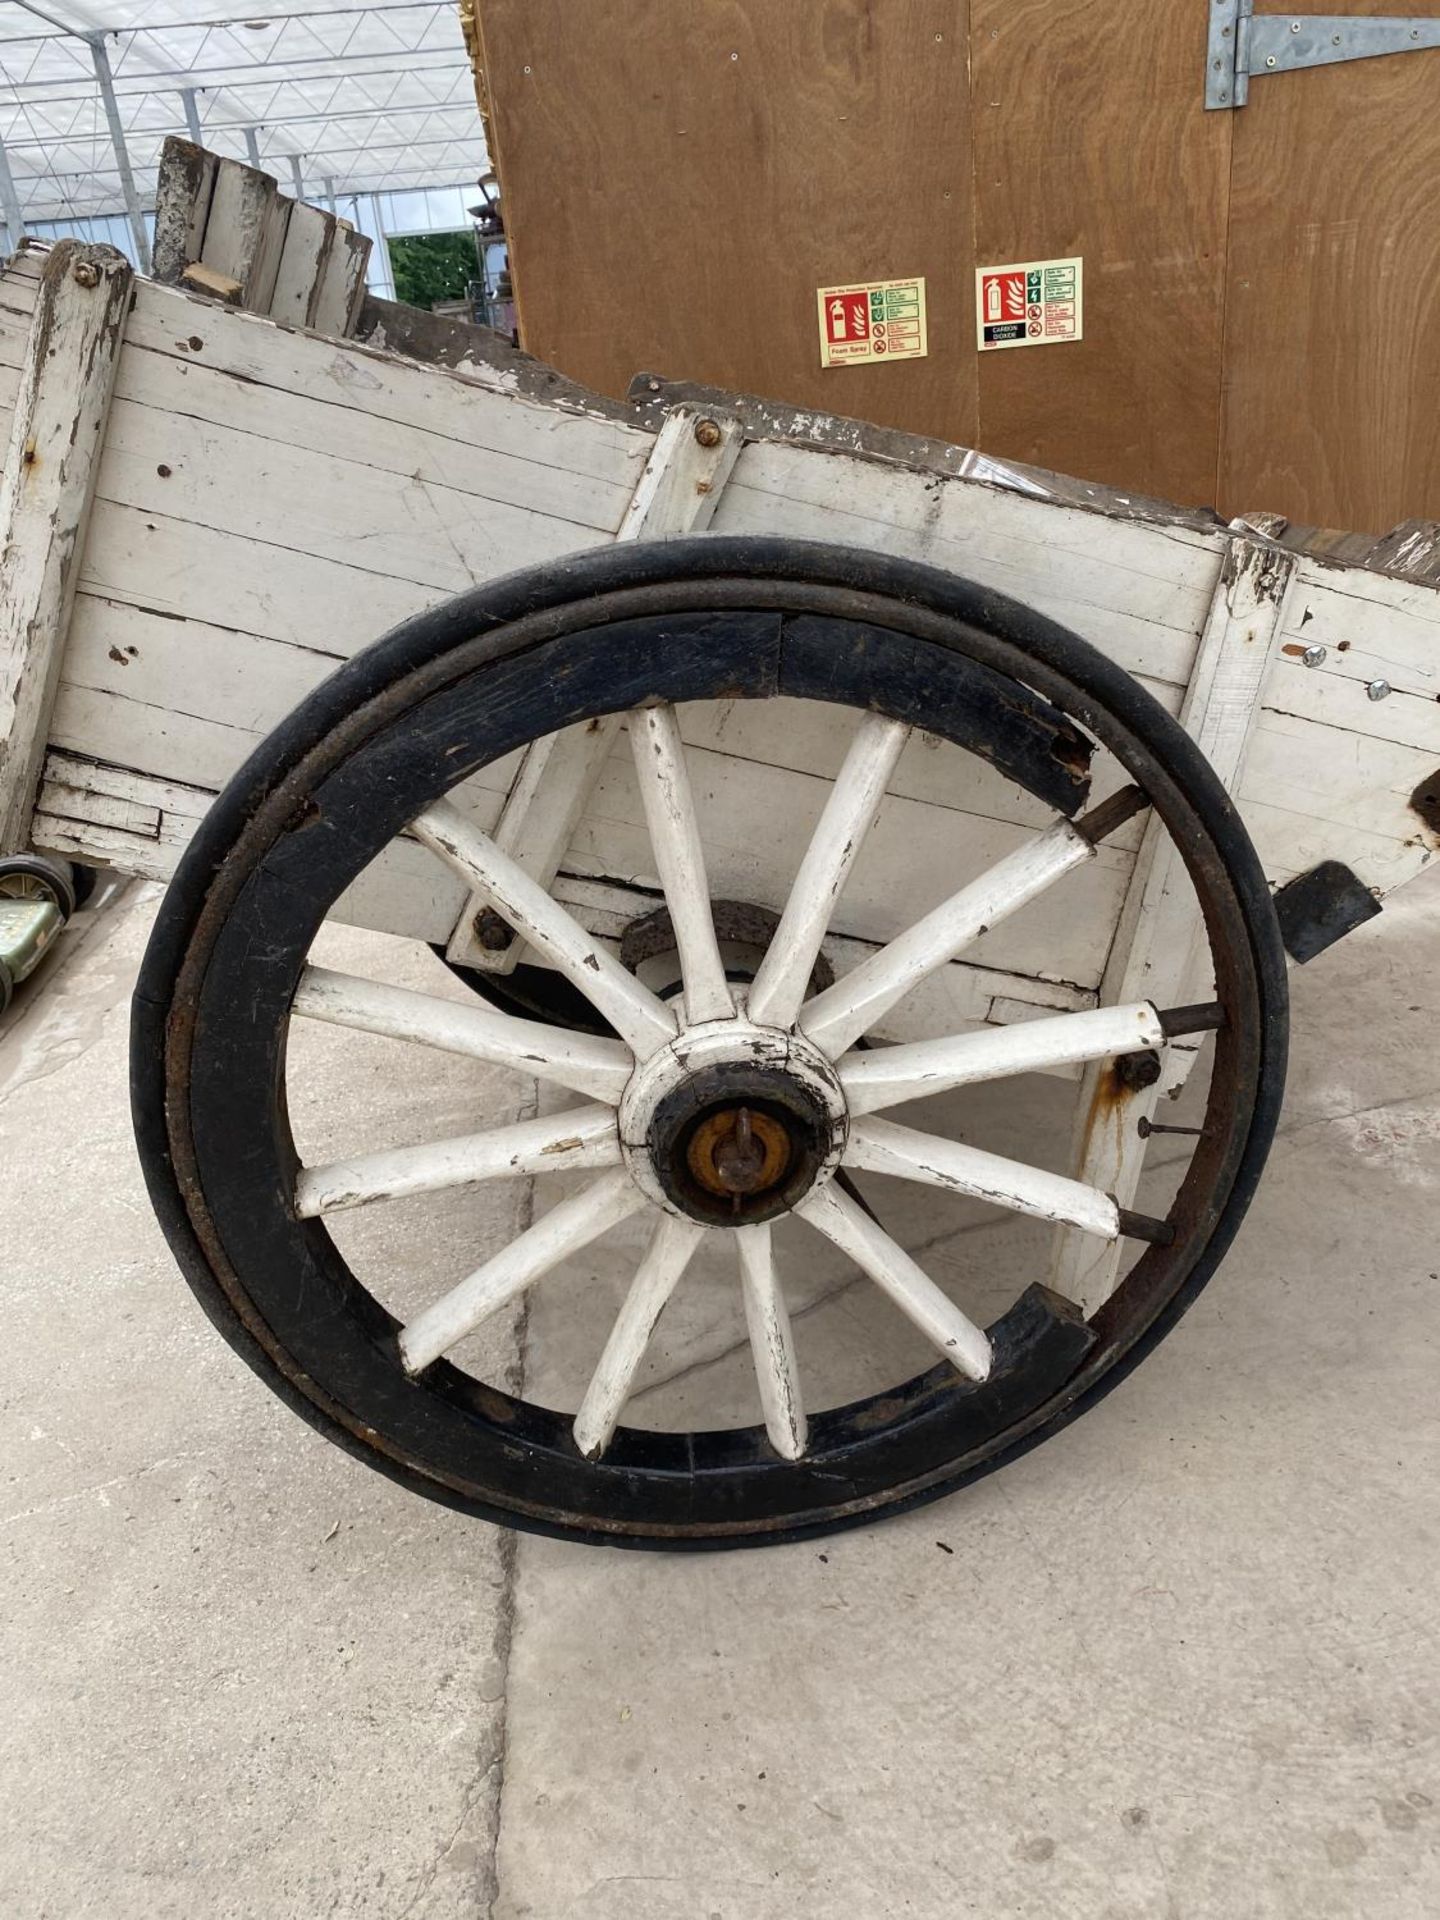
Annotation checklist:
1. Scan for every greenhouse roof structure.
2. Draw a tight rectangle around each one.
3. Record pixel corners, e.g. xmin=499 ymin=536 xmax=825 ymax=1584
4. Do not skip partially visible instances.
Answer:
xmin=0 ymin=1 xmax=488 ymax=255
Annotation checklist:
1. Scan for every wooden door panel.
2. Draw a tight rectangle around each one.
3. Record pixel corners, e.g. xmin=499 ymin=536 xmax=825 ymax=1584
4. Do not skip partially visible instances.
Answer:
xmin=474 ymin=0 xmax=981 ymax=444
xmin=1220 ymin=0 xmax=1440 ymax=530
xmin=970 ymin=0 xmax=1234 ymax=508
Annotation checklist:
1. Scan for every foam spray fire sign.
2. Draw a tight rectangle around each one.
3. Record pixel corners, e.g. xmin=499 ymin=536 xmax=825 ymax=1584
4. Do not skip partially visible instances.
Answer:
xmin=817 ymin=278 xmax=928 ymax=368
xmin=976 ymin=257 xmax=1083 ymax=352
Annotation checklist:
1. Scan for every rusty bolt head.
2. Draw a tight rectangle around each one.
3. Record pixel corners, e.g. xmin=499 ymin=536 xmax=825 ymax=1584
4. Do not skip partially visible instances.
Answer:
xmin=474 ymin=907 xmax=514 ymax=952
xmin=72 ymin=260 xmax=101 ymax=289
xmin=1114 ymin=1049 xmax=1163 ymax=1093
xmin=693 ymin=417 xmax=724 ymax=449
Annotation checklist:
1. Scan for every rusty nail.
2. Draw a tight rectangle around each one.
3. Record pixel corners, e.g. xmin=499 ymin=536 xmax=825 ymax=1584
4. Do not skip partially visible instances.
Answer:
xmin=474 ymin=908 xmax=514 ymax=952
xmin=72 ymin=260 xmax=100 ymax=289
xmin=693 ymin=416 xmax=723 ymax=449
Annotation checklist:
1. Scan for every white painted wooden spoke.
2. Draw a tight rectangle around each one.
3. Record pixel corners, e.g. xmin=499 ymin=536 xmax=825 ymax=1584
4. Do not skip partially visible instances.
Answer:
xmin=628 ymin=703 xmax=734 ymax=1024
xmin=839 ymin=1001 xmax=1166 ymax=1116
xmin=295 ymin=1105 xmax=620 ymax=1219
xmin=292 ymin=966 xmax=634 ymax=1105
xmin=796 ymin=1183 xmax=992 ymax=1382
xmin=798 ymin=817 xmax=1095 ymax=1059
xmin=399 ymin=1168 xmax=645 ymax=1375
xmin=736 ymin=1224 xmax=807 ymax=1461
xmin=412 ymin=799 xmax=677 ymax=1059
xmin=572 ymin=1215 xmax=707 ymax=1459
xmin=746 ymin=711 xmax=911 ymax=1031
xmin=845 ymin=1116 xmax=1120 ymax=1240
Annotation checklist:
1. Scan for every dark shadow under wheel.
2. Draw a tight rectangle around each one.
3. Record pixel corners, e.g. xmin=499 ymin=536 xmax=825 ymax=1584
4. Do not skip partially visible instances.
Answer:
xmin=131 ymin=537 xmax=1287 ymax=1549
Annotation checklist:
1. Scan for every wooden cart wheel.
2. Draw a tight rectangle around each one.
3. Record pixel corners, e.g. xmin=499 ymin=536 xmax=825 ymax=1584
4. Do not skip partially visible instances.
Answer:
xmin=132 ymin=538 xmax=1287 ymax=1548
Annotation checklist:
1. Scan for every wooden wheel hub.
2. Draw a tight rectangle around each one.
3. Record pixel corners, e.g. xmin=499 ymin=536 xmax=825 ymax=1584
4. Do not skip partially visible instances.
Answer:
xmin=617 ymin=1018 xmax=848 ymax=1226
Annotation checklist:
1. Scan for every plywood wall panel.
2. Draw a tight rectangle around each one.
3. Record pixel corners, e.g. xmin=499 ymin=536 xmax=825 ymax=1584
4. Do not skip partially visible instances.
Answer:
xmin=1219 ymin=0 xmax=1440 ymax=531
xmin=474 ymin=0 xmax=980 ymax=444
xmin=969 ymin=0 xmax=1233 ymax=509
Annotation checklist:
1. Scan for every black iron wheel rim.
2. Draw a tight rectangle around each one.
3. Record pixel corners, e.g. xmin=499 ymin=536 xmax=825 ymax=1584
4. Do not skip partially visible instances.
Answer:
xmin=132 ymin=537 xmax=1288 ymax=1548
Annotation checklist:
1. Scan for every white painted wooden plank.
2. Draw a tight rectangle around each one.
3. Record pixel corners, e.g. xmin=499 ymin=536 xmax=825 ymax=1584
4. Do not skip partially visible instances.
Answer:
xmin=199 ymin=157 xmax=284 ymax=308
xmin=0 ymin=243 xmax=132 ymax=849
xmin=1280 ymin=555 xmax=1440 ymax=694
xmin=103 ymin=325 xmax=636 ymax=532
xmin=615 ymin=404 xmax=745 ymax=538
xmin=110 ymin=274 xmax=650 ymax=493
xmin=269 ymin=200 xmax=336 ymax=328
xmin=36 ymin=774 xmax=159 ymax=836
xmin=53 ymin=593 xmax=523 ymax=799
xmin=713 ymin=441 xmax=1225 ymax=690
xmin=79 ymin=502 xmax=449 ymax=654
xmin=1240 ymin=714 xmax=1440 ymax=894
xmin=676 ymin=696 xmax=1168 ymax=851
xmin=1259 ymin=655 xmax=1440 ymax=758
xmin=89 ymin=396 xmax=612 ymax=597
xmin=151 ymin=139 xmax=218 ymax=285
xmin=309 ymin=223 xmax=371 ymax=337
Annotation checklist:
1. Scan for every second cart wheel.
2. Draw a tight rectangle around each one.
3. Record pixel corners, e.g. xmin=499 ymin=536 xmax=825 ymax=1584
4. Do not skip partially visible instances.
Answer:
xmin=132 ymin=538 xmax=1287 ymax=1549
xmin=0 ymin=852 xmax=77 ymax=922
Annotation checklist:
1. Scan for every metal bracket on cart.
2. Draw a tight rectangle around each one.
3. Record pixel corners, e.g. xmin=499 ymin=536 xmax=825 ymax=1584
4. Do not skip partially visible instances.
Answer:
xmin=1206 ymin=3 xmax=1440 ymax=109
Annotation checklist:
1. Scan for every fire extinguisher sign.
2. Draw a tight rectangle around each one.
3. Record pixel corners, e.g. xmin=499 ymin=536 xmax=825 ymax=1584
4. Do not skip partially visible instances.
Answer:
xmin=976 ymin=257 xmax=1083 ymax=352
xmin=817 ymin=278 xmax=928 ymax=368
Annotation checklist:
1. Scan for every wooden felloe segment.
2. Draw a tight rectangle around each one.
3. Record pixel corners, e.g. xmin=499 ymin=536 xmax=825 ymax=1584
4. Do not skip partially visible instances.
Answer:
xmin=152 ymin=137 xmax=371 ymax=338
xmin=0 ymin=242 xmax=132 ymax=851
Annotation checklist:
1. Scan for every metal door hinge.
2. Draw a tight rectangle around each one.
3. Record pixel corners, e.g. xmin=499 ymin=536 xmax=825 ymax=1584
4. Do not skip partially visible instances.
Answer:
xmin=1207 ymin=2 xmax=1440 ymax=109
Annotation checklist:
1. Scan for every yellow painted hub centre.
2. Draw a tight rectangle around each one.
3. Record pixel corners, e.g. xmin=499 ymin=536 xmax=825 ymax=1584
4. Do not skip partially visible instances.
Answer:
xmin=686 ymin=1106 xmax=792 ymax=1200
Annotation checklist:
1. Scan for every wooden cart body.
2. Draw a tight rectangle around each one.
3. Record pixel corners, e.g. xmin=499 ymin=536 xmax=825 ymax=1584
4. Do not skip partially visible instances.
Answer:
xmin=3 ymin=227 xmax=1438 ymax=1312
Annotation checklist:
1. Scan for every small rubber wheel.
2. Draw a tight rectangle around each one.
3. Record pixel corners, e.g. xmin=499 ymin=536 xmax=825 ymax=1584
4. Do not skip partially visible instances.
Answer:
xmin=132 ymin=538 xmax=1287 ymax=1549
xmin=0 ymin=852 xmax=77 ymax=922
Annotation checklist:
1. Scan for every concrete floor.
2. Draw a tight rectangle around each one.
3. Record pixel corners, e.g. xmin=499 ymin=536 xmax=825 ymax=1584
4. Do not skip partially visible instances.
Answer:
xmin=2 ymin=871 xmax=1438 ymax=1918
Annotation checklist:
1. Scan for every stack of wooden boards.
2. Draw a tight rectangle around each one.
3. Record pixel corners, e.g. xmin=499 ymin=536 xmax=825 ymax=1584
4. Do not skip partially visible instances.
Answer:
xmin=151 ymin=137 xmax=371 ymax=337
